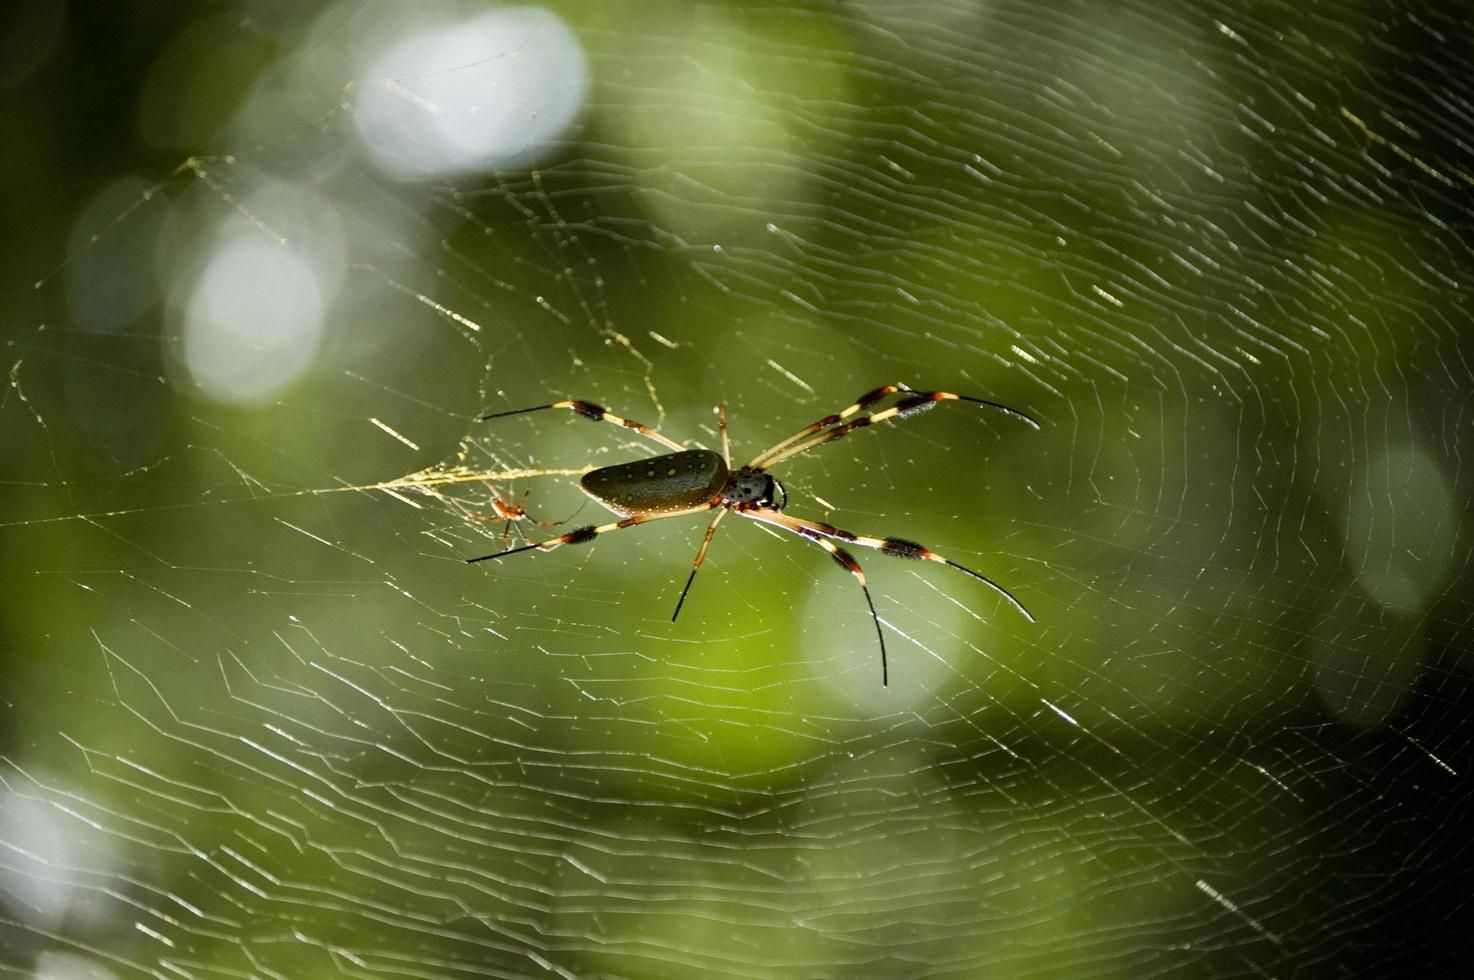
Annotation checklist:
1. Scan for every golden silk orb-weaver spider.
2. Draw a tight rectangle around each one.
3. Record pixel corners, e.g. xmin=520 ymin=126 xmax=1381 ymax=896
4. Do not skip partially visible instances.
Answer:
xmin=463 ymin=483 xmax=570 ymax=551
xmin=466 ymin=385 xmax=1039 ymax=686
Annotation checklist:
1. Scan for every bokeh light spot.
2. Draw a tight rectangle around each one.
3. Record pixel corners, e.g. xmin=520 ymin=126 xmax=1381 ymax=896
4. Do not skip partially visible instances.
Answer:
xmin=1342 ymin=442 xmax=1457 ymax=613
xmin=181 ymin=234 xmax=325 ymax=404
xmin=351 ymin=6 xmax=589 ymax=180
xmin=64 ymin=176 xmax=166 ymax=334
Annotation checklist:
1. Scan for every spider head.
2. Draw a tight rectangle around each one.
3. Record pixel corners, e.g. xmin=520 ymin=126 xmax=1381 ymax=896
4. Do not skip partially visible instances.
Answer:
xmin=723 ymin=468 xmax=786 ymax=510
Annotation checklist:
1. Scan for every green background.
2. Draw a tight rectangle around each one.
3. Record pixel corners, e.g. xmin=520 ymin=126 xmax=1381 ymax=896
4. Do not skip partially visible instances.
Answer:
xmin=2 ymin=1 xmax=1471 ymax=976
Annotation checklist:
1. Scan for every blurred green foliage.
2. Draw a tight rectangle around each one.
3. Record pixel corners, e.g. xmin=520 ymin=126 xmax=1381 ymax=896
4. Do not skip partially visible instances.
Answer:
xmin=2 ymin=1 xmax=1471 ymax=976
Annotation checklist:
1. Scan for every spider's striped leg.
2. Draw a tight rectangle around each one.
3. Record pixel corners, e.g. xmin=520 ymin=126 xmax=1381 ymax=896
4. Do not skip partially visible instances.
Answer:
xmin=745 ymin=509 xmax=1034 ymax=623
xmin=739 ymin=507 xmax=890 ymax=687
xmin=754 ymin=390 xmax=1039 ymax=471
xmin=465 ymin=502 xmax=716 ymax=564
xmin=743 ymin=385 xmax=903 ymax=469
xmin=481 ymin=400 xmax=684 ymax=451
xmin=716 ymin=403 xmax=731 ymax=466
xmin=671 ymin=508 xmax=728 ymax=622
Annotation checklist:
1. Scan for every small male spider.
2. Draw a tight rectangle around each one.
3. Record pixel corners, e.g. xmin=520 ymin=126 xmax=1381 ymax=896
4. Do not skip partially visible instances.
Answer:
xmin=464 ymin=483 xmax=567 ymax=550
xmin=467 ymin=384 xmax=1039 ymax=686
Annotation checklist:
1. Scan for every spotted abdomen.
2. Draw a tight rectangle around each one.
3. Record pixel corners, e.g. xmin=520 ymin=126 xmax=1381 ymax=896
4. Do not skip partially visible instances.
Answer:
xmin=581 ymin=449 xmax=728 ymax=516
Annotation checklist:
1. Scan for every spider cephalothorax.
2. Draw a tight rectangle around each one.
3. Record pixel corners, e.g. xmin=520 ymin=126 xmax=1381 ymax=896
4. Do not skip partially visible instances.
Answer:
xmin=468 ymin=386 xmax=1039 ymax=686
xmin=720 ymin=467 xmax=784 ymax=511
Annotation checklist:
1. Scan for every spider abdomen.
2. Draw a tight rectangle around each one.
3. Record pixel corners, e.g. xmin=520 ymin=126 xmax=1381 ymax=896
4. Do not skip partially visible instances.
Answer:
xmin=581 ymin=449 xmax=728 ymax=516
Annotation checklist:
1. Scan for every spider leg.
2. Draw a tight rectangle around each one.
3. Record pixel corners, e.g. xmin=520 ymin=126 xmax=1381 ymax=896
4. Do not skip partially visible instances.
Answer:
xmin=752 ymin=389 xmax=1040 ymax=472
xmin=739 ymin=507 xmax=890 ymax=687
xmin=744 ymin=385 xmax=902 ymax=469
xmin=465 ymin=502 xmax=717 ymax=563
xmin=513 ymin=490 xmax=572 ymax=529
xmin=671 ymin=508 xmax=728 ymax=622
xmin=748 ymin=509 xmax=1034 ymax=623
xmin=481 ymin=400 xmax=684 ymax=452
xmin=463 ymin=505 xmax=517 ymax=548
xmin=716 ymin=403 xmax=731 ymax=466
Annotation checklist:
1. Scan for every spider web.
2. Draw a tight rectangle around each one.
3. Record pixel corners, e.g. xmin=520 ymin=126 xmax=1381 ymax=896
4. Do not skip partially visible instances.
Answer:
xmin=3 ymin=1 xmax=1472 ymax=977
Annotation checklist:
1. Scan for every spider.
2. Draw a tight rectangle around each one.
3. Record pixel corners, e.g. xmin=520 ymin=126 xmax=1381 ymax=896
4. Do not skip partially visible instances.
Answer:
xmin=463 ymin=483 xmax=568 ymax=550
xmin=466 ymin=384 xmax=1039 ymax=686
